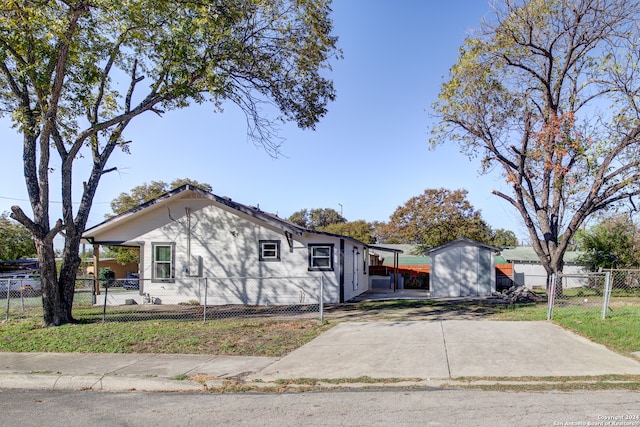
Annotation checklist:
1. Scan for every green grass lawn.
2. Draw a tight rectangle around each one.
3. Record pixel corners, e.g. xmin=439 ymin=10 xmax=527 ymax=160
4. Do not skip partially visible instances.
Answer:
xmin=0 ymin=307 xmax=331 ymax=357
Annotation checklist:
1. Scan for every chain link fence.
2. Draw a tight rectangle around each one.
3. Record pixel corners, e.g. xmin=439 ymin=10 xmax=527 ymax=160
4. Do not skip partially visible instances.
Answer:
xmin=95 ymin=276 xmax=325 ymax=322
xmin=2 ymin=276 xmax=326 ymax=322
xmin=547 ymin=269 xmax=640 ymax=320
xmin=4 ymin=269 xmax=639 ymax=323
xmin=0 ymin=277 xmax=43 ymax=321
xmin=602 ymin=269 xmax=640 ymax=318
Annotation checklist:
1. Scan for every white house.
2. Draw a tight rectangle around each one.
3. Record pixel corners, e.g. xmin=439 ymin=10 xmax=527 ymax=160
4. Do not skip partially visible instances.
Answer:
xmin=426 ymin=238 xmax=501 ymax=298
xmin=82 ymin=185 xmax=371 ymax=305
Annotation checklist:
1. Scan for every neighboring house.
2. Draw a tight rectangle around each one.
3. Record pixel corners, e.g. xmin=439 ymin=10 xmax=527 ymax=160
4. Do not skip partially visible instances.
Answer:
xmin=82 ymin=185 xmax=371 ymax=305
xmin=426 ymin=238 xmax=501 ymax=298
xmin=499 ymin=247 xmax=587 ymax=289
xmin=84 ymin=258 xmax=138 ymax=279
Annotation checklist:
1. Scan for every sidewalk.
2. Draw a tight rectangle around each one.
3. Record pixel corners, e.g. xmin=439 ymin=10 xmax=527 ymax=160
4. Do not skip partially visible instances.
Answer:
xmin=1 ymin=320 xmax=639 ymax=392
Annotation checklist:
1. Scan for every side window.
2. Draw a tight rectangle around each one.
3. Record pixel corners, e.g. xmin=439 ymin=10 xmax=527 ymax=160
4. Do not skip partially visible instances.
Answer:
xmin=259 ymin=240 xmax=281 ymax=262
xmin=308 ymin=244 xmax=334 ymax=271
xmin=152 ymin=243 xmax=174 ymax=281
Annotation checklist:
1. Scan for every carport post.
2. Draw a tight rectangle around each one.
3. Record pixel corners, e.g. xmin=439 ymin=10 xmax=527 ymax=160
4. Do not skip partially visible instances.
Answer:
xmin=393 ymin=252 xmax=399 ymax=292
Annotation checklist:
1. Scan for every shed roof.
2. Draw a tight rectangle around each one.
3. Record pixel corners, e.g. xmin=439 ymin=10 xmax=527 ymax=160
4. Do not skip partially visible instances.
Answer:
xmin=425 ymin=238 xmax=501 ymax=255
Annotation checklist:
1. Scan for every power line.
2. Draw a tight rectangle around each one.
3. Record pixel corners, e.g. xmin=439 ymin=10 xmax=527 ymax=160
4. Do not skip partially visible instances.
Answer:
xmin=0 ymin=195 xmax=110 ymax=204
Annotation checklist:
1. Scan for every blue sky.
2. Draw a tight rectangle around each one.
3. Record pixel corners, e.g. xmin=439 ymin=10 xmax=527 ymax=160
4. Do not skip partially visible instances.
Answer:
xmin=0 ymin=1 xmax=528 ymax=243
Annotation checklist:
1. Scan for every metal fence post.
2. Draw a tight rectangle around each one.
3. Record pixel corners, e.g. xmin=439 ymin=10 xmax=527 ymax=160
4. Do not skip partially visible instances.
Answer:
xmin=102 ymin=283 xmax=108 ymax=322
xmin=602 ymin=271 xmax=612 ymax=320
xmin=547 ymin=273 xmax=556 ymax=321
xmin=203 ymin=277 xmax=208 ymax=322
xmin=4 ymin=280 xmax=9 ymax=322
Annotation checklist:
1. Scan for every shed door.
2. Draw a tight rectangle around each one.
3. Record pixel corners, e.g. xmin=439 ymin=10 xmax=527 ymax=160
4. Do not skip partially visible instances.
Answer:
xmin=460 ymin=246 xmax=478 ymax=296
xmin=433 ymin=250 xmax=460 ymax=297
xmin=478 ymin=249 xmax=493 ymax=295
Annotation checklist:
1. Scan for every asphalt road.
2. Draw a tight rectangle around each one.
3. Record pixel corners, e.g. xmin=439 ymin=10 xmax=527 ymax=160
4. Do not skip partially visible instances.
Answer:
xmin=2 ymin=388 xmax=639 ymax=426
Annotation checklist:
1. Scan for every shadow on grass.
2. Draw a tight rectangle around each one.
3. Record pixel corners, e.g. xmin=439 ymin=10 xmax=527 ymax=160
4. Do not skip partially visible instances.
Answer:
xmin=325 ymin=299 xmax=543 ymax=321
xmin=10 ymin=299 xmax=546 ymax=325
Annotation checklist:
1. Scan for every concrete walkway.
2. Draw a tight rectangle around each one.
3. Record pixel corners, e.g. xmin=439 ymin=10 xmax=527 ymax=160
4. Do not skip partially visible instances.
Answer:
xmin=1 ymin=320 xmax=639 ymax=391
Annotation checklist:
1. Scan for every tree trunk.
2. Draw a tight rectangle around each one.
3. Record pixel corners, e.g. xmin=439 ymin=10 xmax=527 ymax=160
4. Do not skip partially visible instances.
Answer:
xmin=35 ymin=239 xmax=73 ymax=326
xmin=548 ymin=257 xmax=565 ymax=299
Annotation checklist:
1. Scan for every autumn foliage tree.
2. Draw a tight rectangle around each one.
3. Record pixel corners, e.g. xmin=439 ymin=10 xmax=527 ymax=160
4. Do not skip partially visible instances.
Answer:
xmin=379 ymin=188 xmax=493 ymax=251
xmin=0 ymin=0 xmax=339 ymax=326
xmin=431 ymin=0 xmax=640 ymax=291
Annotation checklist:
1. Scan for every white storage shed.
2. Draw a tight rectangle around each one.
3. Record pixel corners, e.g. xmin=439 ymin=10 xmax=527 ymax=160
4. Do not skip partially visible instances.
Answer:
xmin=426 ymin=238 xmax=501 ymax=298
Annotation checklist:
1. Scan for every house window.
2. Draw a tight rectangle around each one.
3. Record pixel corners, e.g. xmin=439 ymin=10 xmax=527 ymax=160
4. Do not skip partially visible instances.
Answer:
xmin=152 ymin=243 xmax=174 ymax=281
xmin=309 ymin=244 xmax=334 ymax=271
xmin=259 ymin=240 xmax=281 ymax=261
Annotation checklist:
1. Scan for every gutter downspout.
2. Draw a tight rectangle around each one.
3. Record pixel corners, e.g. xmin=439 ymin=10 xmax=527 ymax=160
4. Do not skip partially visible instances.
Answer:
xmin=186 ymin=207 xmax=191 ymax=275
xmin=339 ymin=239 xmax=345 ymax=303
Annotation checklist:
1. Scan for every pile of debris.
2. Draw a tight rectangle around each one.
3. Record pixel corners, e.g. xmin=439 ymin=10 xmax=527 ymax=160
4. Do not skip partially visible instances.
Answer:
xmin=492 ymin=285 xmax=545 ymax=304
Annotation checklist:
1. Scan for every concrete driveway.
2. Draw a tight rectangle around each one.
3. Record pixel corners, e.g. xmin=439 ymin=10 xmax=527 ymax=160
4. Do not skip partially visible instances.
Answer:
xmin=253 ymin=320 xmax=640 ymax=381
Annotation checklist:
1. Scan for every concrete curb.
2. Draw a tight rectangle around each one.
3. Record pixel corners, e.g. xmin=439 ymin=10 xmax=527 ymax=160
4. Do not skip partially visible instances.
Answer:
xmin=2 ymin=372 xmax=639 ymax=393
xmin=0 ymin=374 xmax=205 ymax=392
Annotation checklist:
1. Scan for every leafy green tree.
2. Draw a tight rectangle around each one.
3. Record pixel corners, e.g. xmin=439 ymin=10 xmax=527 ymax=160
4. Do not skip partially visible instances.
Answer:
xmin=380 ymin=188 xmax=493 ymax=250
xmin=320 ymin=220 xmax=376 ymax=244
xmin=288 ymin=208 xmax=346 ymax=230
xmin=575 ymin=215 xmax=640 ymax=270
xmin=1 ymin=0 xmax=339 ymax=326
xmin=431 ymin=0 xmax=640 ymax=292
xmin=491 ymin=229 xmax=518 ymax=248
xmin=0 ymin=212 xmax=36 ymax=260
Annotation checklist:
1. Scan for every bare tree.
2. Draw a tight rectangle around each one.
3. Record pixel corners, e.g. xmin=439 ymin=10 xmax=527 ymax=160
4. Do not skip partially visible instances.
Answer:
xmin=431 ymin=0 xmax=640 ymax=292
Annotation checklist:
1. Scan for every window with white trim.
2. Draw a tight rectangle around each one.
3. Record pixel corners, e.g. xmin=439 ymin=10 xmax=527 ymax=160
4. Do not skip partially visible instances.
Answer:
xmin=152 ymin=243 xmax=174 ymax=281
xmin=259 ymin=240 xmax=281 ymax=261
xmin=308 ymin=244 xmax=334 ymax=271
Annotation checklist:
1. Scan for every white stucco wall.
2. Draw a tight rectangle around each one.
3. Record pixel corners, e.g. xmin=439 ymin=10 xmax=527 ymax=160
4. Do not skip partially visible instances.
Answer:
xmin=91 ymin=194 xmax=369 ymax=305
